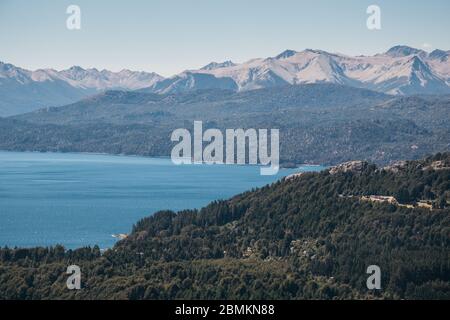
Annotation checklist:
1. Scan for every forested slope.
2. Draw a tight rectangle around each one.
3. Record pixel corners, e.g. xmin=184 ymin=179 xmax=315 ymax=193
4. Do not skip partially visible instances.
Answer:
xmin=0 ymin=153 xmax=449 ymax=299
xmin=1 ymin=85 xmax=449 ymax=165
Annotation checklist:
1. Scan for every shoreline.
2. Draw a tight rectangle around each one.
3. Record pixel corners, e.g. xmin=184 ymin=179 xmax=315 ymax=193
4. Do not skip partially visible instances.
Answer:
xmin=0 ymin=150 xmax=325 ymax=251
xmin=0 ymin=149 xmax=325 ymax=170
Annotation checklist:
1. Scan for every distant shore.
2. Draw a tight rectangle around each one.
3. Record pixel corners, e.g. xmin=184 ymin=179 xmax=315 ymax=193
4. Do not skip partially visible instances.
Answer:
xmin=0 ymin=149 xmax=325 ymax=170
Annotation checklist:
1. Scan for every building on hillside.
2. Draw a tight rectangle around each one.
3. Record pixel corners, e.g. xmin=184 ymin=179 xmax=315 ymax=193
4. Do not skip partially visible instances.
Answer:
xmin=417 ymin=200 xmax=433 ymax=210
xmin=361 ymin=195 xmax=398 ymax=205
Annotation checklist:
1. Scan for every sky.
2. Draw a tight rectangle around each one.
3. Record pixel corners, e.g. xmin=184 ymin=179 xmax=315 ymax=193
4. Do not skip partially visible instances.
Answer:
xmin=0 ymin=0 xmax=449 ymax=77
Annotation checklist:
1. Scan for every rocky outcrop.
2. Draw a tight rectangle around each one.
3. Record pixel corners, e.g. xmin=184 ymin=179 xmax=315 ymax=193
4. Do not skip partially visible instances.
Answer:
xmin=329 ymin=161 xmax=369 ymax=175
xmin=285 ymin=172 xmax=305 ymax=180
xmin=424 ymin=160 xmax=450 ymax=171
xmin=383 ymin=160 xmax=408 ymax=173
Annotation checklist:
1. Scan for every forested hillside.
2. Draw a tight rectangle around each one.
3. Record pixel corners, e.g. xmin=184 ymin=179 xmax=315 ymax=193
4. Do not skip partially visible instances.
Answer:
xmin=0 ymin=153 xmax=449 ymax=299
xmin=1 ymin=84 xmax=449 ymax=165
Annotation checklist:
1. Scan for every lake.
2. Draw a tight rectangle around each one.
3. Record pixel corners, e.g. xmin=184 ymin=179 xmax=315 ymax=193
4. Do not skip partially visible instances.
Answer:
xmin=0 ymin=151 xmax=324 ymax=249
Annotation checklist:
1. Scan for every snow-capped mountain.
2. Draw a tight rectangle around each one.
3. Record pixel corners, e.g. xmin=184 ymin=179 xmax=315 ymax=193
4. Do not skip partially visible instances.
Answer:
xmin=147 ymin=71 xmax=237 ymax=94
xmin=384 ymin=45 xmax=428 ymax=58
xmin=57 ymin=66 xmax=163 ymax=90
xmin=1 ymin=45 xmax=449 ymax=116
xmin=337 ymin=48 xmax=450 ymax=95
xmin=0 ymin=63 xmax=163 ymax=115
xmin=0 ymin=63 xmax=163 ymax=90
xmin=148 ymin=45 xmax=450 ymax=95
xmin=200 ymin=60 xmax=236 ymax=71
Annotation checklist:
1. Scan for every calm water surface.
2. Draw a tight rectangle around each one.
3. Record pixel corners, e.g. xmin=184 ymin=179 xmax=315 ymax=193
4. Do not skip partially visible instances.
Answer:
xmin=0 ymin=151 xmax=323 ymax=249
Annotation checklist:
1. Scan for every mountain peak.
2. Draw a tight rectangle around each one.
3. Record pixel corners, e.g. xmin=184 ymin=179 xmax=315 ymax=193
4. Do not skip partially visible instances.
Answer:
xmin=200 ymin=61 xmax=236 ymax=70
xmin=274 ymin=49 xmax=297 ymax=59
xmin=406 ymin=56 xmax=432 ymax=77
xmin=385 ymin=45 xmax=426 ymax=58
xmin=302 ymin=49 xmax=336 ymax=56
xmin=0 ymin=61 xmax=14 ymax=70
xmin=68 ymin=66 xmax=86 ymax=72
xmin=429 ymin=49 xmax=449 ymax=61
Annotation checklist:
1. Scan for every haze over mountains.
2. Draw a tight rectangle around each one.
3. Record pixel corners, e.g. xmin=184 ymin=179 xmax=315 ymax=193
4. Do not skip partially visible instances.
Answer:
xmin=1 ymin=45 xmax=449 ymax=116
xmin=0 ymin=63 xmax=163 ymax=116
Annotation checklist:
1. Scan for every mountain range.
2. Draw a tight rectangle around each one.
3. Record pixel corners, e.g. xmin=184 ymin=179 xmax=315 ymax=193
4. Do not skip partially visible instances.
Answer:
xmin=0 ymin=63 xmax=163 ymax=116
xmin=147 ymin=46 xmax=450 ymax=96
xmin=2 ymin=84 xmax=449 ymax=166
xmin=1 ymin=45 xmax=449 ymax=116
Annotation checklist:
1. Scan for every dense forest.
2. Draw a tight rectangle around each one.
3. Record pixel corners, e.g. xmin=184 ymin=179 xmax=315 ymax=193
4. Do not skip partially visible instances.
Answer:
xmin=0 ymin=84 xmax=449 ymax=165
xmin=0 ymin=152 xmax=449 ymax=300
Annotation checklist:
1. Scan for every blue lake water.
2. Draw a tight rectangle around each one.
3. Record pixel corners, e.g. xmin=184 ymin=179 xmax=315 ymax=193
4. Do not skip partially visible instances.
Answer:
xmin=0 ymin=151 xmax=323 ymax=249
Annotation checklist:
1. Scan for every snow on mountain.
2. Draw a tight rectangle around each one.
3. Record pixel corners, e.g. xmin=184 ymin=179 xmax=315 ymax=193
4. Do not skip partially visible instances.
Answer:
xmin=0 ymin=63 xmax=164 ymax=116
xmin=279 ymin=50 xmax=355 ymax=85
xmin=1 ymin=45 xmax=450 ymax=116
xmin=362 ymin=55 xmax=448 ymax=94
xmin=200 ymin=61 xmax=236 ymax=70
xmin=0 ymin=62 xmax=163 ymax=90
xmin=148 ymin=71 xmax=238 ymax=94
xmin=429 ymin=49 xmax=449 ymax=61
xmin=0 ymin=62 xmax=33 ymax=83
xmin=150 ymin=45 xmax=450 ymax=95
xmin=384 ymin=45 xmax=428 ymax=58
xmin=427 ymin=50 xmax=450 ymax=85
xmin=56 ymin=66 xmax=163 ymax=90
xmin=189 ymin=50 xmax=353 ymax=90
xmin=336 ymin=51 xmax=449 ymax=94
xmin=274 ymin=49 xmax=297 ymax=60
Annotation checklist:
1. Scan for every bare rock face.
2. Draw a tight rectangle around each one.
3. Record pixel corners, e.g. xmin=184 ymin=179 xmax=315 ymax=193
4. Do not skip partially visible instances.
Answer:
xmin=329 ymin=160 xmax=368 ymax=175
xmin=424 ymin=160 xmax=450 ymax=171
xmin=383 ymin=160 xmax=408 ymax=173
xmin=285 ymin=172 xmax=305 ymax=180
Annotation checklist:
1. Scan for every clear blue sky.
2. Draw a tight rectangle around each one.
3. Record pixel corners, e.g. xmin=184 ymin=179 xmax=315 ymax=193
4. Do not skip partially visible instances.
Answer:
xmin=0 ymin=0 xmax=449 ymax=76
